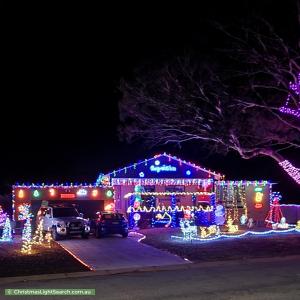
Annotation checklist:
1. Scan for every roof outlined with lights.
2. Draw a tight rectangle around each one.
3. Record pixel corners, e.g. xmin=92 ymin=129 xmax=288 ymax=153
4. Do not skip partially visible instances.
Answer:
xmin=96 ymin=153 xmax=223 ymax=185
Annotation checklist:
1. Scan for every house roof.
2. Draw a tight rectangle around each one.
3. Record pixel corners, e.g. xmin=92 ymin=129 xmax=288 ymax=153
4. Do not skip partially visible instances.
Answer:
xmin=96 ymin=153 xmax=223 ymax=184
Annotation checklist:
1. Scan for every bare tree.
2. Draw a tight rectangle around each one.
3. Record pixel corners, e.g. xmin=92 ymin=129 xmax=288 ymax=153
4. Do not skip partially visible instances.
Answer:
xmin=119 ymin=20 xmax=300 ymax=184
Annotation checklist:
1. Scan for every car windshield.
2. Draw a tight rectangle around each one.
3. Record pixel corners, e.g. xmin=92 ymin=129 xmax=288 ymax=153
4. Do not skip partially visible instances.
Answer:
xmin=102 ymin=213 xmax=124 ymax=220
xmin=52 ymin=207 xmax=79 ymax=218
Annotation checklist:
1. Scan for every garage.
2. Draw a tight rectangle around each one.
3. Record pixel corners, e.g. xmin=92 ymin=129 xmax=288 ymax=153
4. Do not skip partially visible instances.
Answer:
xmin=12 ymin=184 xmax=114 ymax=229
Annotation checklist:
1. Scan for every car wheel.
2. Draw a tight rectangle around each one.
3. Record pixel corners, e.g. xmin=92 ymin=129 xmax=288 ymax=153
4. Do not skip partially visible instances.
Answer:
xmin=81 ymin=232 xmax=89 ymax=239
xmin=51 ymin=227 xmax=61 ymax=241
xmin=95 ymin=228 xmax=102 ymax=238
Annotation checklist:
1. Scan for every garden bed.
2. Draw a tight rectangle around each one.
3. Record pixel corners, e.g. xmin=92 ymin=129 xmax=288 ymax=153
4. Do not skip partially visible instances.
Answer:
xmin=138 ymin=228 xmax=300 ymax=262
xmin=0 ymin=238 xmax=90 ymax=277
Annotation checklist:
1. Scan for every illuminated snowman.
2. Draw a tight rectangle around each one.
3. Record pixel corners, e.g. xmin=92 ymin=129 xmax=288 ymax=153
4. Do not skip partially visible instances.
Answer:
xmin=240 ymin=214 xmax=248 ymax=225
xmin=215 ymin=204 xmax=225 ymax=225
xmin=277 ymin=217 xmax=289 ymax=229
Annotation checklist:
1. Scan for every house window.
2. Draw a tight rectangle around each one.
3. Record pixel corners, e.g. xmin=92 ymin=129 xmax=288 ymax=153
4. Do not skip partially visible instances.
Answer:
xmin=144 ymin=186 xmax=155 ymax=192
xmin=165 ymin=186 xmax=185 ymax=193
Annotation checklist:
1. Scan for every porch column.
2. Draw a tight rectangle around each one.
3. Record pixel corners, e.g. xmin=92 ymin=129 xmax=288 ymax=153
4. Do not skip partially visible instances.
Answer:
xmin=171 ymin=194 xmax=177 ymax=227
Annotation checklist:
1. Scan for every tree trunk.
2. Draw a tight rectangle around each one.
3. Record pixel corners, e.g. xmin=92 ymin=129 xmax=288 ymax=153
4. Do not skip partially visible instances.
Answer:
xmin=258 ymin=149 xmax=284 ymax=163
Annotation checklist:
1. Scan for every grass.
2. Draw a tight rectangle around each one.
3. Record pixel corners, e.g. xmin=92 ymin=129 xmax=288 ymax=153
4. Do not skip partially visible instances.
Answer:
xmin=138 ymin=227 xmax=300 ymax=262
xmin=0 ymin=238 xmax=90 ymax=277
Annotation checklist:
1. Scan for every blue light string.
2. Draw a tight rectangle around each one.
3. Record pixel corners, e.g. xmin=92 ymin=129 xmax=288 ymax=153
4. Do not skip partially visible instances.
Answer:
xmin=171 ymin=228 xmax=300 ymax=242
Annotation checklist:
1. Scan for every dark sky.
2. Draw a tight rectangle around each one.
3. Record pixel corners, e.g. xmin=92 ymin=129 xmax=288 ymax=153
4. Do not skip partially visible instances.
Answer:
xmin=2 ymin=1 xmax=300 ymax=202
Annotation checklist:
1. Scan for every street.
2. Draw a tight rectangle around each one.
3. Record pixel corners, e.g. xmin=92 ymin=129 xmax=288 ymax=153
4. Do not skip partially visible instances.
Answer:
xmin=1 ymin=256 xmax=299 ymax=299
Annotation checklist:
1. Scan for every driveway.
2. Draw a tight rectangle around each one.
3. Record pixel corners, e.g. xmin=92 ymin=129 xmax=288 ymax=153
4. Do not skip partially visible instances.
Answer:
xmin=58 ymin=234 xmax=189 ymax=271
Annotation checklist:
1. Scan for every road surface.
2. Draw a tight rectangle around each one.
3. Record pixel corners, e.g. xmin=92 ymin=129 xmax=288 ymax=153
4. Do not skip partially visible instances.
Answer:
xmin=1 ymin=256 xmax=299 ymax=299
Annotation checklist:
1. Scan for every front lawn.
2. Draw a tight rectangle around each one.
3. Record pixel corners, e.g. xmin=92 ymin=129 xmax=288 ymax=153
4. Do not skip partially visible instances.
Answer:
xmin=139 ymin=228 xmax=300 ymax=262
xmin=0 ymin=238 xmax=90 ymax=277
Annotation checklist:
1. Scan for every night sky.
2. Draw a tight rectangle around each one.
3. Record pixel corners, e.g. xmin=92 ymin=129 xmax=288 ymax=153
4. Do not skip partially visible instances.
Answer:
xmin=2 ymin=1 xmax=300 ymax=202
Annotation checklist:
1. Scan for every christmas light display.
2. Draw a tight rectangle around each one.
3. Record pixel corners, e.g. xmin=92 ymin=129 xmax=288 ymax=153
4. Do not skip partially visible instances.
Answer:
xmin=0 ymin=205 xmax=7 ymax=227
xmin=265 ymin=195 xmax=284 ymax=228
xmin=226 ymin=216 xmax=238 ymax=233
xmin=1 ymin=216 xmax=12 ymax=241
xmin=18 ymin=203 xmax=32 ymax=220
xmin=77 ymin=189 xmax=88 ymax=196
xmin=49 ymin=188 xmax=56 ymax=197
xmin=45 ymin=232 xmax=52 ymax=247
xmin=278 ymin=160 xmax=300 ymax=184
xmin=33 ymin=190 xmax=40 ymax=197
xmin=276 ymin=217 xmax=289 ymax=229
xmin=240 ymin=214 xmax=247 ymax=225
xmin=133 ymin=213 xmax=141 ymax=229
xmin=104 ymin=203 xmax=115 ymax=211
xmin=127 ymin=205 xmax=214 ymax=213
xmin=254 ymin=188 xmax=264 ymax=209
xmin=152 ymin=212 xmax=173 ymax=227
xmin=105 ymin=190 xmax=113 ymax=198
xmin=92 ymin=189 xmax=98 ymax=197
xmin=32 ymin=219 xmax=44 ymax=245
xmin=247 ymin=218 xmax=254 ymax=229
xmin=21 ymin=218 xmax=32 ymax=254
xmin=180 ymin=219 xmax=197 ymax=240
xmin=215 ymin=204 xmax=226 ymax=225
xmin=22 ymin=217 xmax=32 ymax=241
xmin=111 ymin=178 xmax=214 ymax=186
xmin=199 ymin=225 xmax=220 ymax=239
xmin=18 ymin=189 xmax=24 ymax=198
xmin=270 ymin=191 xmax=282 ymax=202
xmin=96 ymin=152 xmax=223 ymax=186
xmin=216 ymin=182 xmax=249 ymax=223
xmin=124 ymin=191 xmax=214 ymax=199
xmin=172 ymin=228 xmax=300 ymax=242
xmin=171 ymin=194 xmax=177 ymax=227
xmin=280 ymin=72 xmax=300 ymax=118
xmin=150 ymin=164 xmax=177 ymax=173
xmin=216 ymin=180 xmax=269 ymax=187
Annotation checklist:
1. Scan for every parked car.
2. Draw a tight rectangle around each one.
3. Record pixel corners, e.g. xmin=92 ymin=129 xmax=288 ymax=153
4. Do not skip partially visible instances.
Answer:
xmin=95 ymin=212 xmax=128 ymax=238
xmin=38 ymin=204 xmax=90 ymax=241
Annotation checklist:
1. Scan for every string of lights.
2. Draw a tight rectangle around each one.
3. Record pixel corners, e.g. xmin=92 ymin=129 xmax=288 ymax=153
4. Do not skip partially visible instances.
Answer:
xmin=279 ymin=160 xmax=300 ymax=184
xmin=172 ymin=228 xmax=300 ymax=242
xmin=97 ymin=153 xmax=223 ymax=185
xmin=279 ymin=72 xmax=300 ymax=118
xmin=111 ymin=178 xmax=213 ymax=186
xmin=124 ymin=191 xmax=214 ymax=199
xmin=127 ymin=205 xmax=214 ymax=213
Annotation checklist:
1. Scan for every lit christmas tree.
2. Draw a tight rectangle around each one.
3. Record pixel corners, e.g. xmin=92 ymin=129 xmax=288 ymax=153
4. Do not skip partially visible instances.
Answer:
xmin=0 ymin=205 xmax=7 ymax=227
xmin=265 ymin=193 xmax=284 ymax=228
xmin=21 ymin=217 xmax=32 ymax=254
xmin=45 ymin=232 xmax=52 ymax=248
xmin=1 ymin=216 xmax=12 ymax=241
xmin=32 ymin=219 xmax=44 ymax=245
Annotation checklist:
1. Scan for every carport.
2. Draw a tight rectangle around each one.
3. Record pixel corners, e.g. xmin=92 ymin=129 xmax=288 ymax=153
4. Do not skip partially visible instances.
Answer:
xmin=12 ymin=184 xmax=114 ymax=228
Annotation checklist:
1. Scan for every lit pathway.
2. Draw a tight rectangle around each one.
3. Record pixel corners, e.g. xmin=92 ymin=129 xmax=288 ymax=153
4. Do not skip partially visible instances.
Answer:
xmin=57 ymin=234 xmax=189 ymax=271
